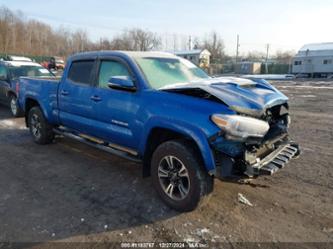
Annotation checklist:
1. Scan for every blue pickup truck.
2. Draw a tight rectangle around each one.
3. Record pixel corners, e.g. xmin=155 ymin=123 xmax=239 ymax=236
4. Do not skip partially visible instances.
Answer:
xmin=18 ymin=51 xmax=300 ymax=211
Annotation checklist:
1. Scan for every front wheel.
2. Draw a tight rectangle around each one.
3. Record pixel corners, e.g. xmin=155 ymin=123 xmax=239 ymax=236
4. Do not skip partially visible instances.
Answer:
xmin=151 ymin=140 xmax=214 ymax=212
xmin=9 ymin=95 xmax=23 ymax=117
xmin=28 ymin=107 xmax=54 ymax=144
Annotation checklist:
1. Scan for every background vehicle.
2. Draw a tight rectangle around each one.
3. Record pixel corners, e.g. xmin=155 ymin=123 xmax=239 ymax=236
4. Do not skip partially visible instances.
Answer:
xmin=17 ymin=51 xmax=300 ymax=211
xmin=3 ymin=55 xmax=32 ymax=62
xmin=0 ymin=57 xmax=54 ymax=117
xmin=48 ymin=56 xmax=65 ymax=71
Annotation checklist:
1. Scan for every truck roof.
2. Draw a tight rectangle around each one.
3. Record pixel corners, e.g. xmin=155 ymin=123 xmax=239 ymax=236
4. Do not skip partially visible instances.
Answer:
xmin=68 ymin=51 xmax=178 ymax=62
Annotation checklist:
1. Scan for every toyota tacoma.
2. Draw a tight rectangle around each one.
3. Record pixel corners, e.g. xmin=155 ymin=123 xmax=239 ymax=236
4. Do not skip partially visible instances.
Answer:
xmin=17 ymin=51 xmax=300 ymax=211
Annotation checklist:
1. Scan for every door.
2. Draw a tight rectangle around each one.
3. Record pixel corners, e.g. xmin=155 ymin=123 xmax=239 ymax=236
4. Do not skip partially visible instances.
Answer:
xmin=0 ymin=65 xmax=10 ymax=102
xmin=58 ymin=60 xmax=97 ymax=132
xmin=90 ymin=59 xmax=142 ymax=150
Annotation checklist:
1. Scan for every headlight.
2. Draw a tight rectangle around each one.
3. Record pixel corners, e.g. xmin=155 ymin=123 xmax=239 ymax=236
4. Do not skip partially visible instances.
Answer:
xmin=211 ymin=114 xmax=270 ymax=141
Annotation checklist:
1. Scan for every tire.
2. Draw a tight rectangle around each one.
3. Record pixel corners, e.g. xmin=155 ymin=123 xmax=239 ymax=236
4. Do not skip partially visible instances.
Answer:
xmin=151 ymin=139 xmax=214 ymax=212
xmin=28 ymin=106 xmax=54 ymax=145
xmin=9 ymin=95 xmax=23 ymax=117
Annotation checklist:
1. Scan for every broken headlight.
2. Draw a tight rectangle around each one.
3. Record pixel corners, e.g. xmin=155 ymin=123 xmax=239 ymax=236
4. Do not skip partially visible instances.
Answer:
xmin=211 ymin=114 xmax=270 ymax=141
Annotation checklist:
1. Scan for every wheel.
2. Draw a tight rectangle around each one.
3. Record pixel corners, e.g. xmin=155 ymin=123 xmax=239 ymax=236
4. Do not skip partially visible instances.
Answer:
xmin=28 ymin=106 xmax=54 ymax=144
xmin=9 ymin=95 xmax=23 ymax=117
xmin=151 ymin=139 xmax=214 ymax=212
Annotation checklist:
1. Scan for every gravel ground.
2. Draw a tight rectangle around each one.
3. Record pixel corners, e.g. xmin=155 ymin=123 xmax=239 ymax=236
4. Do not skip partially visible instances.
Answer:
xmin=0 ymin=80 xmax=332 ymax=246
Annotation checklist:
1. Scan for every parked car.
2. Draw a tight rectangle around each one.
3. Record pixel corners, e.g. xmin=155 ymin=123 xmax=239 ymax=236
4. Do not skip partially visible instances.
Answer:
xmin=0 ymin=59 xmax=54 ymax=117
xmin=3 ymin=55 xmax=32 ymax=62
xmin=17 ymin=51 xmax=300 ymax=211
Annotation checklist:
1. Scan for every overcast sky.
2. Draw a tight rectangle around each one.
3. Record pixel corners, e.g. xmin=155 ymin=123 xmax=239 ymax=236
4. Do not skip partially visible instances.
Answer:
xmin=1 ymin=0 xmax=332 ymax=55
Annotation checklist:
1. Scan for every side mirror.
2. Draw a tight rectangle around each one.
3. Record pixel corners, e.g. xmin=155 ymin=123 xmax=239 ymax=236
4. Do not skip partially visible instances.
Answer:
xmin=107 ymin=76 xmax=136 ymax=92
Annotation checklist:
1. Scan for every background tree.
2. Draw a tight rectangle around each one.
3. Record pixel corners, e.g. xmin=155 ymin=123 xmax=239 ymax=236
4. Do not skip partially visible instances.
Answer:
xmin=243 ymin=51 xmax=266 ymax=62
xmin=274 ymin=50 xmax=295 ymax=64
xmin=110 ymin=28 xmax=161 ymax=51
xmin=201 ymin=31 xmax=225 ymax=64
xmin=0 ymin=4 xmax=296 ymax=67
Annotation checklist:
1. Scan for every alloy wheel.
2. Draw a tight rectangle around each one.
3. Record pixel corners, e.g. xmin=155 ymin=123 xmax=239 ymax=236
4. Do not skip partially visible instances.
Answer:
xmin=30 ymin=114 xmax=42 ymax=139
xmin=158 ymin=155 xmax=191 ymax=201
xmin=10 ymin=97 xmax=17 ymax=116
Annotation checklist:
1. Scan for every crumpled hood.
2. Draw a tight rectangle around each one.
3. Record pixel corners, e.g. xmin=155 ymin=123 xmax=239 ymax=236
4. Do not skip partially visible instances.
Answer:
xmin=161 ymin=77 xmax=288 ymax=117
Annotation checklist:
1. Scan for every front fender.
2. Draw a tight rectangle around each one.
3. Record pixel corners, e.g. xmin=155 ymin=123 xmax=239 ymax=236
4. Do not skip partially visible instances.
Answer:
xmin=139 ymin=117 xmax=216 ymax=173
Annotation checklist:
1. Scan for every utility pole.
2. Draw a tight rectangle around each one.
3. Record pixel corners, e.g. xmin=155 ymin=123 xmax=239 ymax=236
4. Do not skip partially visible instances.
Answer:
xmin=188 ymin=35 xmax=192 ymax=50
xmin=236 ymin=34 xmax=240 ymax=63
xmin=164 ymin=33 xmax=168 ymax=51
xmin=173 ymin=34 xmax=177 ymax=52
xmin=265 ymin=43 xmax=270 ymax=74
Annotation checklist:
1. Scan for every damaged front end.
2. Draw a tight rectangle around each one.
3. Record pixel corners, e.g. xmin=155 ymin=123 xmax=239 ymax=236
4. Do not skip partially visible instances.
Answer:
xmin=162 ymin=77 xmax=300 ymax=178
xmin=210 ymin=103 xmax=301 ymax=179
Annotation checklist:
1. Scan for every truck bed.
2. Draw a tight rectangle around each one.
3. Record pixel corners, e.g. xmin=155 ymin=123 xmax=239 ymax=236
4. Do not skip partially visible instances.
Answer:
xmin=18 ymin=77 xmax=60 ymax=124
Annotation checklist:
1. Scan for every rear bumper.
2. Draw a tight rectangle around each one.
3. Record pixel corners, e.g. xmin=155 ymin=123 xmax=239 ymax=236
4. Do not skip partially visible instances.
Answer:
xmin=213 ymin=138 xmax=301 ymax=179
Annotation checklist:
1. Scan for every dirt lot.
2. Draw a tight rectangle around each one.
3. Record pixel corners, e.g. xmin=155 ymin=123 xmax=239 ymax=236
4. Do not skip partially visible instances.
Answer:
xmin=0 ymin=80 xmax=332 ymax=246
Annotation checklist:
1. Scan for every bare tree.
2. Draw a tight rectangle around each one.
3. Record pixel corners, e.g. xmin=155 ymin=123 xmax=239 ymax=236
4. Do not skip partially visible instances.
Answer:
xmin=202 ymin=31 xmax=225 ymax=63
xmin=274 ymin=50 xmax=295 ymax=64
xmin=244 ymin=51 xmax=266 ymax=62
xmin=110 ymin=28 xmax=161 ymax=51
xmin=0 ymin=4 xmax=297 ymax=66
xmin=0 ymin=5 xmax=162 ymax=57
xmin=71 ymin=29 xmax=90 ymax=53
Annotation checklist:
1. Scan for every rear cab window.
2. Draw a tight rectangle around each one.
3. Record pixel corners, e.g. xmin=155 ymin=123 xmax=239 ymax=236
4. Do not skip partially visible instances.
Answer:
xmin=68 ymin=60 xmax=95 ymax=85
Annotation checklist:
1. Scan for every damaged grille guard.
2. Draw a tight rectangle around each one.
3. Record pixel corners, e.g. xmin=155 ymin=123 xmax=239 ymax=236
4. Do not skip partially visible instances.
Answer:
xmin=245 ymin=142 xmax=300 ymax=177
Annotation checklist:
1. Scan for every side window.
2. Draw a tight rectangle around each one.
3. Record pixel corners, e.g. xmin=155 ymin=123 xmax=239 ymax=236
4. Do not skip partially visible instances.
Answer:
xmin=98 ymin=60 xmax=131 ymax=88
xmin=0 ymin=65 xmax=7 ymax=80
xmin=68 ymin=60 xmax=94 ymax=85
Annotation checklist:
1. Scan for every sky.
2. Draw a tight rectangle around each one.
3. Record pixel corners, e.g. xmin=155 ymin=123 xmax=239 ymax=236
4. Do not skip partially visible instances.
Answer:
xmin=1 ymin=0 xmax=333 ymax=55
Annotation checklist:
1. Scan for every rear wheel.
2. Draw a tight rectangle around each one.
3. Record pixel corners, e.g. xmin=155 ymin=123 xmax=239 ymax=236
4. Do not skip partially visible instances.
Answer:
xmin=9 ymin=95 xmax=23 ymax=117
xmin=28 ymin=107 xmax=54 ymax=144
xmin=151 ymin=139 xmax=214 ymax=212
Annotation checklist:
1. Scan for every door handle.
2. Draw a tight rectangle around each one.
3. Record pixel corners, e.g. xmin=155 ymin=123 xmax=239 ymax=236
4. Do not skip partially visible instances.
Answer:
xmin=61 ymin=90 xmax=69 ymax=96
xmin=90 ymin=95 xmax=102 ymax=102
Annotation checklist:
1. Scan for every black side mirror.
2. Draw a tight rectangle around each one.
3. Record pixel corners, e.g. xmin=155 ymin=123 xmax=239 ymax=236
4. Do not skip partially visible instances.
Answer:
xmin=107 ymin=76 xmax=136 ymax=92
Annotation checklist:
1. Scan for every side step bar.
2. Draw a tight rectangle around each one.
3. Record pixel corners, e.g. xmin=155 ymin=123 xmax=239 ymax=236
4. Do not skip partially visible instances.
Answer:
xmin=53 ymin=128 xmax=142 ymax=163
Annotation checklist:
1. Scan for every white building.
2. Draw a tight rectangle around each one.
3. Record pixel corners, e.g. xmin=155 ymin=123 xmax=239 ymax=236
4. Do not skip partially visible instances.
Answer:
xmin=173 ymin=49 xmax=211 ymax=68
xmin=292 ymin=43 xmax=333 ymax=77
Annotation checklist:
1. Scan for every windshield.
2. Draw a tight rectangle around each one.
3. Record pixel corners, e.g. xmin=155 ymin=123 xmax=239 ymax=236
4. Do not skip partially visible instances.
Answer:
xmin=9 ymin=65 xmax=53 ymax=79
xmin=135 ymin=57 xmax=210 ymax=89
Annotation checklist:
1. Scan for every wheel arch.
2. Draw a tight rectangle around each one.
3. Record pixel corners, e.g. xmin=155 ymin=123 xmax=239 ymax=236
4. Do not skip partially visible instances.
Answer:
xmin=141 ymin=123 xmax=216 ymax=178
xmin=24 ymin=98 xmax=41 ymax=127
xmin=6 ymin=90 xmax=17 ymax=98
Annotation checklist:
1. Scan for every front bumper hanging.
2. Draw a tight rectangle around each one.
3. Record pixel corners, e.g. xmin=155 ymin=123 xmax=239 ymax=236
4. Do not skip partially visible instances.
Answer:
xmin=244 ymin=142 xmax=300 ymax=177
xmin=212 ymin=137 xmax=301 ymax=179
